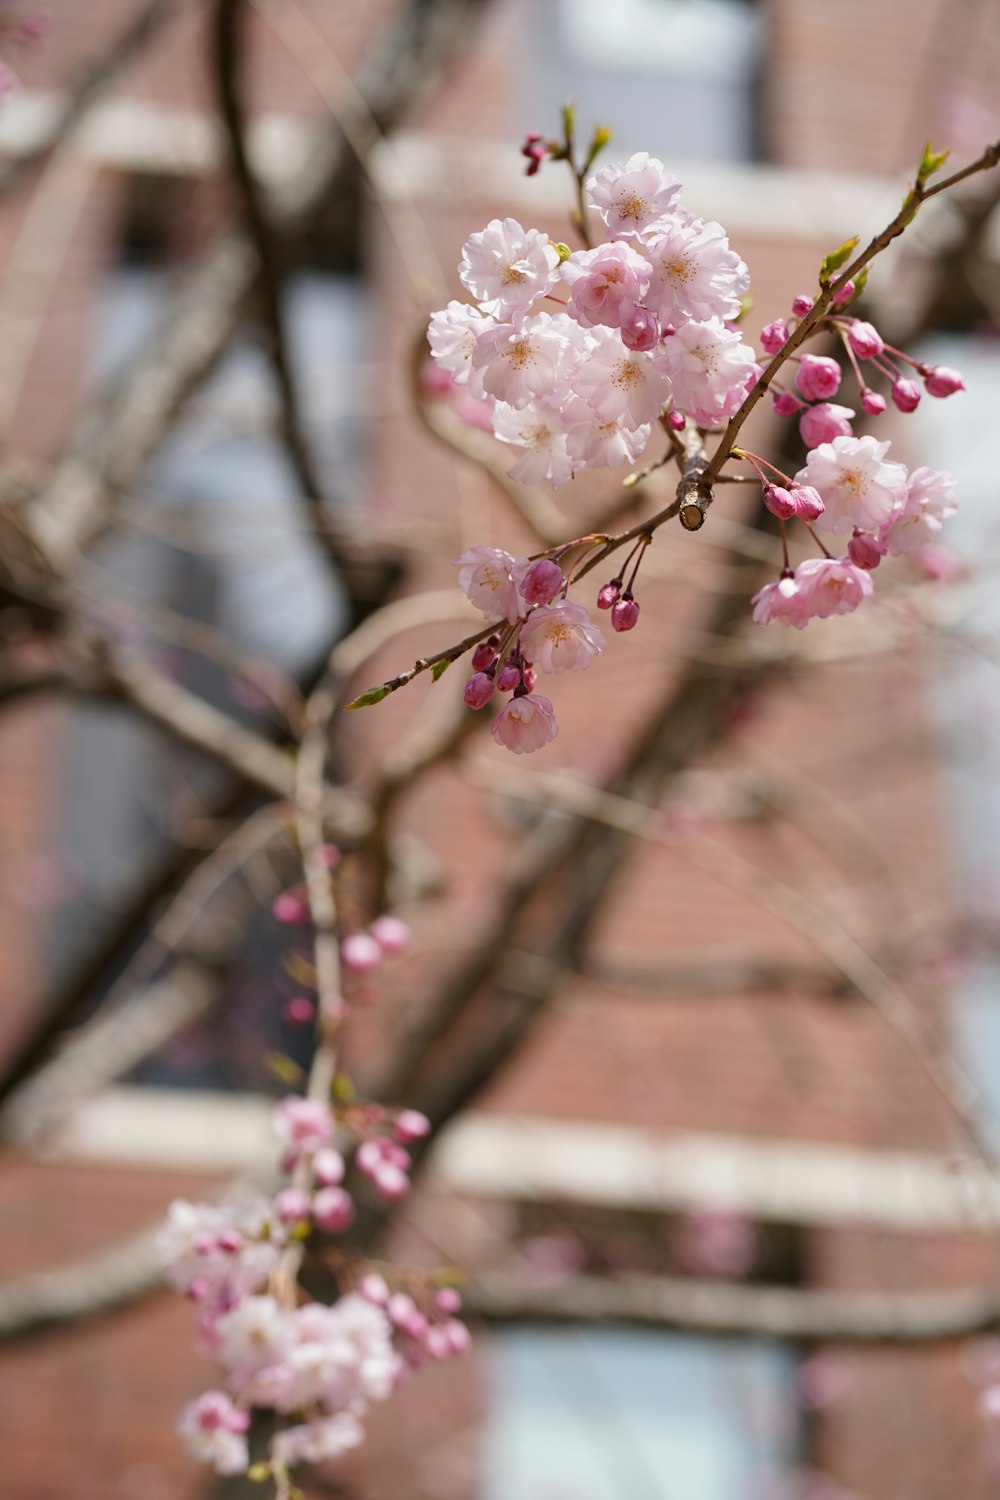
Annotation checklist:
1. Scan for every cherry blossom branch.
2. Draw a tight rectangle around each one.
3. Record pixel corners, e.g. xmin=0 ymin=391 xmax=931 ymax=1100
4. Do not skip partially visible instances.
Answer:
xmin=704 ymin=137 xmax=1000 ymax=485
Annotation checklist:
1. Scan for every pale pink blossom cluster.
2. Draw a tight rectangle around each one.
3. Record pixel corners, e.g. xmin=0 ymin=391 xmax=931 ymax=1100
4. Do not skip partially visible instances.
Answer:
xmin=164 ymin=1092 xmax=456 ymax=1483
xmin=751 ymin=436 xmax=958 ymax=629
xmin=428 ymin=152 xmax=755 ymax=486
xmin=456 ymin=545 xmax=612 ymax=753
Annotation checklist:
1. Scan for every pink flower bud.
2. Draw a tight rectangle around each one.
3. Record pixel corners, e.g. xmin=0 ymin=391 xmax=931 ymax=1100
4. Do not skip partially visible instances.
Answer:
xmin=611 ymin=597 xmax=640 ymax=632
xmin=759 ymin=320 xmax=788 ymax=355
xmin=313 ymin=1147 xmax=345 ymax=1186
xmin=359 ymin=1272 xmax=390 ymax=1304
xmin=435 ymin=1286 xmax=462 ymax=1314
xmin=496 ymin=661 xmax=520 ymax=692
xmin=373 ymin=1161 xmax=410 ymax=1200
xmin=791 ymin=294 xmax=813 ymax=318
xmin=426 ymin=1325 xmax=452 ymax=1359
xmin=463 ymin=671 xmax=494 ymax=710
xmin=312 ymin=1186 xmax=355 ymax=1232
xmin=341 ymin=932 xmax=382 ymax=973
xmin=356 ymin=1140 xmax=383 ymax=1176
xmin=282 ymin=996 xmax=315 ymax=1026
xmin=471 ymin=640 xmax=497 ymax=672
xmin=319 ymin=844 xmax=341 ymax=869
xmin=763 ymin=484 xmax=797 ymax=521
xmin=597 ymin=582 xmax=620 ymax=610
xmin=271 ymin=889 xmax=310 ymax=927
xmin=847 ymin=530 xmax=887 ymax=570
xmin=522 ymin=665 xmax=537 ymax=692
xmin=620 ymin=306 xmax=660 ymax=352
xmin=891 ymin=377 xmax=921 ymax=413
xmin=394 ymin=1108 xmax=431 ymax=1143
xmin=923 ymin=365 xmax=965 ymax=398
xmin=274 ymin=1187 xmax=311 ymax=1222
xmin=388 ymin=1293 xmax=419 ymax=1329
xmin=847 ymin=321 xmax=884 ymax=359
xmin=915 ymin=543 xmax=963 ymax=581
xmin=772 ymin=390 xmax=800 ymax=417
xmin=861 ymin=388 xmax=887 ymax=415
xmin=799 ymin=402 xmax=854 ymax=448
xmin=218 ymin=1230 xmax=243 ymax=1254
xmin=370 ymin=914 xmax=411 ymax=955
xmin=520 ymin=558 xmax=564 ymax=605
xmin=795 ymin=354 xmax=842 ymax=402
xmin=832 ymin=279 xmax=855 ymax=304
xmin=666 ymin=408 xmax=686 ymax=431
xmin=445 ymin=1319 xmax=471 ymax=1354
xmin=790 ymin=485 xmax=825 ymax=522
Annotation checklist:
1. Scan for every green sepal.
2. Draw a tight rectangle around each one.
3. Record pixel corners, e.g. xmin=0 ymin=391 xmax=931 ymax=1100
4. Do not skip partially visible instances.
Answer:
xmin=560 ymin=102 xmax=576 ymax=148
xmin=247 ymin=1464 xmax=271 ymax=1483
xmin=266 ymin=1051 xmax=304 ymax=1088
xmin=819 ymin=237 xmax=858 ymax=284
xmin=431 ymin=658 xmax=452 ymax=682
xmin=583 ymin=124 xmax=612 ymax=172
xmin=345 ymin=683 xmax=390 ymax=710
xmin=551 ymin=241 xmax=572 ymax=263
xmin=332 ymin=1071 xmax=355 ymax=1104
xmin=917 ymin=141 xmax=950 ymax=185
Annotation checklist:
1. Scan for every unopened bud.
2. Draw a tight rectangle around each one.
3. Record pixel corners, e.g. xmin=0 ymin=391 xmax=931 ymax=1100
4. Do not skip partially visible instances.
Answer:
xmin=611 ymin=597 xmax=640 ymax=632
xmin=891 ymin=377 xmax=921 ymax=413
xmin=496 ymin=660 xmax=520 ymax=692
xmin=763 ymin=484 xmax=797 ymax=521
xmin=666 ymin=409 xmax=686 ymax=431
xmin=597 ymin=581 xmax=620 ymax=610
xmin=790 ymin=485 xmax=825 ymax=522
xmin=520 ymin=557 xmax=564 ymax=605
xmin=832 ymin=279 xmax=855 ymax=304
xmin=759 ymin=320 xmax=788 ymax=355
xmin=772 ymin=390 xmax=800 ymax=417
xmin=471 ymin=640 xmax=497 ymax=672
xmin=463 ymin=672 xmax=495 ymax=709
xmin=847 ymin=530 xmax=887 ymax=570
xmin=847 ymin=321 xmax=884 ymax=359
xmin=923 ymin=365 xmax=965 ymax=398
xmin=791 ymin=294 xmax=814 ymax=318
xmin=861 ymin=388 xmax=887 ymax=415
xmin=620 ymin=306 xmax=660 ymax=352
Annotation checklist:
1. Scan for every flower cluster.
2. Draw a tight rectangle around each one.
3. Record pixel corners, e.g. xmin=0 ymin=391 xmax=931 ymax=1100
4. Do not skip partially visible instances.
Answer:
xmin=457 ymin=545 xmax=615 ymax=752
xmin=428 ymin=152 xmax=755 ymax=486
xmin=164 ymin=1095 xmax=464 ymax=1484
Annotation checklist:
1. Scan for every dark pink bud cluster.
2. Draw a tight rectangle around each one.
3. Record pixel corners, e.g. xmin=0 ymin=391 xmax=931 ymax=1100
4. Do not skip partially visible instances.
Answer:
xmin=763 ymin=483 xmax=824 ymax=523
xmin=520 ymin=130 xmax=549 ymax=176
xmin=360 ymin=1274 xmax=471 ymax=1368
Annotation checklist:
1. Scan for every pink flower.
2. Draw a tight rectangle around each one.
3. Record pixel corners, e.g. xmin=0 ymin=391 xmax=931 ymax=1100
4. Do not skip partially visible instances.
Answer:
xmin=772 ymin=390 xmax=800 ymax=416
xmin=274 ymin=1097 xmax=332 ymax=1155
xmin=560 ymin=241 xmax=650 ymax=329
xmin=791 ymin=294 xmax=813 ymax=317
xmin=271 ymin=888 xmax=310 ymax=926
xmin=491 ymin=399 xmax=576 ymax=487
xmin=923 ymin=364 xmax=965 ymax=397
xmin=881 ymin=465 xmax=958 ymax=556
xmin=798 ymin=401 xmax=854 ymax=448
xmin=342 ymin=932 xmax=382 ymax=973
xmin=562 ymin=398 xmax=651 ymax=470
xmin=796 ymin=434 xmax=907 ymax=535
xmin=795 ymin=354 xmax=842 ymax=401
xmin=312 ymin=1186 xmax=355 ymax=1232
xmin=656 ymin=318 xmax=756 ymax=426
xmin=574 ymin=327 xmax=671 ymax=427
xmin=751 ymin=574 xmax=811 ymax=629
xmin=519 ymin=600 xmax=606 ymax=673
xmin=643 ymin=214 xmax=750 ymax=326
xmin=491 ymin=693 xmax=558 ymax=754
xmin=472 ymin=314 xmax=567 ymax=408
xmin=459 ymin=217 xmax=558 ymax=319
xmin=793 ymin=556 xmax=875 ymax=621
xmin=370 ymin=914 xmax=411 ymax=954
xmin=846 ymin=320 xmax=884 ymax=359
xmin=585 ymin=152 xmax=681 ymax=239
xmin=456 ymin=545 xmax=529 ymax=624
xmin=178 ymin=1391 xmax=250 ymax=1476
xmin=763 ymin=484 xmax=825 ymax=522
xmin=861 ymin=388 xmax=886 ymax=415
xmin=427 ymin=301 xmax=495 ymax=387
xmin=914 ymin=543 xmax=963 ymax=581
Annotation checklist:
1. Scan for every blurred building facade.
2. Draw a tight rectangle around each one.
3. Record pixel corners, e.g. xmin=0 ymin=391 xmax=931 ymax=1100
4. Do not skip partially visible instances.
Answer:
xmin=2 ymin=2 xmax=1000 ymax=1498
